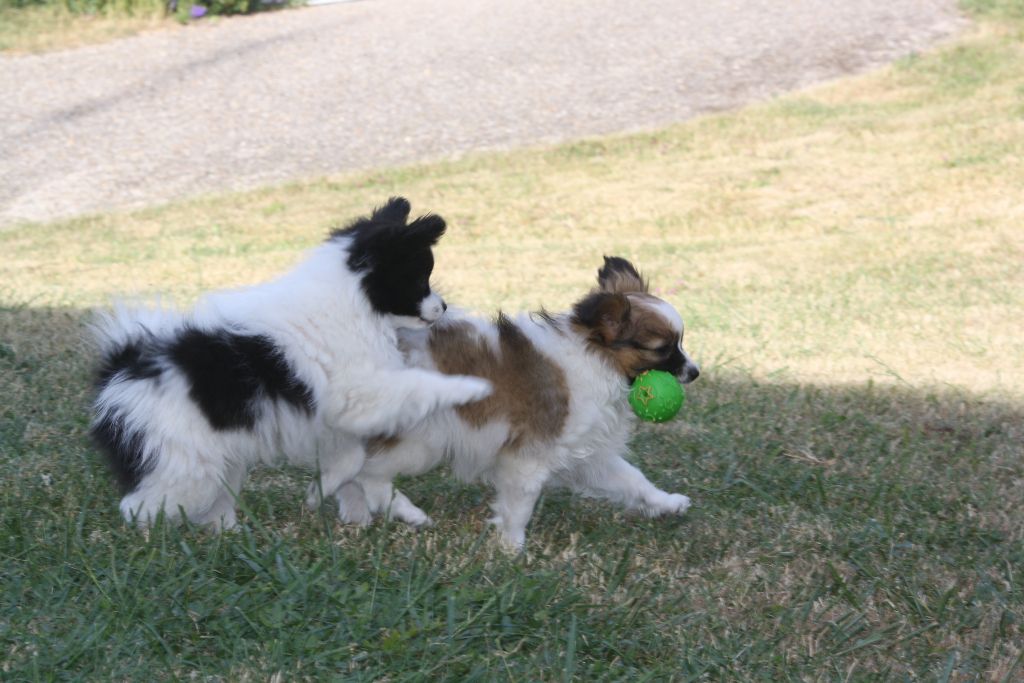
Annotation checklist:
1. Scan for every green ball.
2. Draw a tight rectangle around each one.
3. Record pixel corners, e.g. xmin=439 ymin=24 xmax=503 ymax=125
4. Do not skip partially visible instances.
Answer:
xmin=629 ymin=370 xmax=685 ymax=423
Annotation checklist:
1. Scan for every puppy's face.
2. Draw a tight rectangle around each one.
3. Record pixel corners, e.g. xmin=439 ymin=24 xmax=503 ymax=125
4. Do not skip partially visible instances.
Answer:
xmin=572 ymin=256 xmax=700 ymax=383
xmin=334 ymin=197 xmax=449 ymax=329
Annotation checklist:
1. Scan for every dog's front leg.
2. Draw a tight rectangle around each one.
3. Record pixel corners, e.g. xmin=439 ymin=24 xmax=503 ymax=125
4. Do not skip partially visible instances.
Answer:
xmin=329 ymin=368 xmax=491 ymax=437
xmin=559 ymin=451 xmax=691 ymax=518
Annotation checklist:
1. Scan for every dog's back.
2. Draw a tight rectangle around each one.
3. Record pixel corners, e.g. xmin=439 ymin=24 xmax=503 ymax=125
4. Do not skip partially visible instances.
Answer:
xmin=425 ymin=315 xmax=572 ymax=451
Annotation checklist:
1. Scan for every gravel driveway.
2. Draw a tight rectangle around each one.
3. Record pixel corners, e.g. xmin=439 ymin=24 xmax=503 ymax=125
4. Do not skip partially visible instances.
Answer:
xmin=0 ymin=0 xmax=963 ymax=226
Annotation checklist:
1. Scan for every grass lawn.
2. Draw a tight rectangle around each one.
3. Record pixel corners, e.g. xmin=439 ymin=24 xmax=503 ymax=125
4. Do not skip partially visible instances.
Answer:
xmin=2 ymin=5 xmax=1023 ymax=682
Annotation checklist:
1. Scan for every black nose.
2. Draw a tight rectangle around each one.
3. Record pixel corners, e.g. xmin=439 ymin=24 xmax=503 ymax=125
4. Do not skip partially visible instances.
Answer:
xmin=441 ymin=301 xmax=448 ymax=312
xmin=684 ymin=366 xmax=700 ymax=384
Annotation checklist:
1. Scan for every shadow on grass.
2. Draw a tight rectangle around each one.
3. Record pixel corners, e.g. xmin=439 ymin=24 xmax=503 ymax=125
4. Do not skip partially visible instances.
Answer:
xmin=2 ymin=304 xmax=1021 ymax=680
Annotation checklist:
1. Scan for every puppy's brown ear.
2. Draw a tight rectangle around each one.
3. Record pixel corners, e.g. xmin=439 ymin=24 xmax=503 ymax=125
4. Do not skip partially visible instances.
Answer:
xmin=572 ymin=292 xmax=631 ymax=344
xmin=598 ymin=256 xmax=648 ymax=294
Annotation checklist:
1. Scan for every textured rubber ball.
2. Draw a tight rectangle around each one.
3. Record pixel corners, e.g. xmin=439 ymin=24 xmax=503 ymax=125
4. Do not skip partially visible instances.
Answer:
xmin=628 ymin=370 xmax=685 ymax=423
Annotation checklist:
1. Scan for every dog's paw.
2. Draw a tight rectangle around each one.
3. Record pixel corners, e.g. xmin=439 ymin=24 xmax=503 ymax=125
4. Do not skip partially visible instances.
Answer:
xmin=662 ymin=493 xmax=692 ymax=516
xmin=338 ymin=498 xmax=373 ymax=527
xmin=305 ymin=481 xmax=327 ymax=510
xmin=337 ymin=482 xmax=373 ymax=527
xmin=387 ymin=491 xmax=434 ymax=528
xmin=206 ymin=509 xmax=239 ymax=532
xmin=444 ymin=376 xmax=493 ymax=406
xmin=488 ymin=515 xmax=526 ymax=553
xmin=497 ymin=530 xmax=526 ymax=553
xmin=397 ymin=507 xmax=434 ymax=528
xmin=646 ymin=492 xmax=691 ymax=517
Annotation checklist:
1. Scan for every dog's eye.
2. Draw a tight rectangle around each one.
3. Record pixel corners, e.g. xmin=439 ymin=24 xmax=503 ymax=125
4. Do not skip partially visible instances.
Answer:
xmin=635 ymin=342 xmax=674 ymax=354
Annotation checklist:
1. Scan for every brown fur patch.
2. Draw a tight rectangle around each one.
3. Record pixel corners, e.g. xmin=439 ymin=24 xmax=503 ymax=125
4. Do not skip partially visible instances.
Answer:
xmin=571 ymin=293 xmax=681 ymax=379
xmin=366 ymin=435 xmax=400 ymax=456
xmin=429 ymin=316 xmax=570 ymax=448
xmin=598 ymin=256 xmax=649 ymax=294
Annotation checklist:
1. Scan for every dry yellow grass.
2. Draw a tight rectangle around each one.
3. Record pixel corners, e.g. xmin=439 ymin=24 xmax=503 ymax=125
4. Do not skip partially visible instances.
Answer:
xmin=0 ymin=4 xmax=173 ymax=53
xmin=3 ymin=23 xmax=1022 ymax=400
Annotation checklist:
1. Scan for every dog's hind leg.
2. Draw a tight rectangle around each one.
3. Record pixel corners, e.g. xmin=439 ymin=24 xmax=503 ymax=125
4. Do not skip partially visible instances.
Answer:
xmin=556 ymin=451 xmax=691 ymax=518
xmin=120 ymin=489 xmax=170 ymax=528
xmin=120 ymin=476 xmax=227 ymax=529
xmin=356 ymin=479 xmax=433 ymax=527
xmin=356 ymin=438 xmax=441 ymax=527
xmin=195 ymin=464 xmax=247 ymax=531
xmin=336 ymin=481 xmax=373 ymax=526
xmin=487 ymin=453 xmax=552 ymax=551
xmin=305 ymin=438 xmax=367 ymax=510
xmin=119 ymin=445 xmax=234 ymax=528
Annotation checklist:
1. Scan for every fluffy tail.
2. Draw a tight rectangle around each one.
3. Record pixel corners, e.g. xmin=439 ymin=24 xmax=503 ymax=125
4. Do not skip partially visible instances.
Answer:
xmin=89 ymin=302 xmax=180 ymax=495
xmin=90 ymin=301 xmax=181 ymax=352
xmin=90 ymin=301 xmax=185 ymax=390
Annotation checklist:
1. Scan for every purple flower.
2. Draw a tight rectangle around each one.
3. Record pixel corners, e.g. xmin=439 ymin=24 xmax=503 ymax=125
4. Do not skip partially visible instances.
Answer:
xmin=190 ymin=4 xmax=207 ymax=18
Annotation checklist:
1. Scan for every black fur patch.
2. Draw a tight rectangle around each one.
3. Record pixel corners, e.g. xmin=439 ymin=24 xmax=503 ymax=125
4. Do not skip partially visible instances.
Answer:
xmin=652 ymin=346 xmax=686 ymax=376
xmin=95 ymin=339 xmax=162 ymax=387
xmin=168 ymin=328 xmax=314 ymax=430
xmin=331 ymin=197 xmax=445 ymax=318
xmin=91 ymin=411 xmax=152 ymax=494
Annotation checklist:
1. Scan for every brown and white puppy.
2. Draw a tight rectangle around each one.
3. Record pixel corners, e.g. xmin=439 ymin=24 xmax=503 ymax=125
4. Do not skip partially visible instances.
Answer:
xmin=337 ymin=257 xmax=699 ymax=549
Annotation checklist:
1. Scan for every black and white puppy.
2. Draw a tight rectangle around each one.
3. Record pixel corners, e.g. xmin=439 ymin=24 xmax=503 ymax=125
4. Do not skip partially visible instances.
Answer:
xmin=342 ymin=257 xmax=698 ymax=549
xmin=90 ymin=198 xmax=491 ymax=529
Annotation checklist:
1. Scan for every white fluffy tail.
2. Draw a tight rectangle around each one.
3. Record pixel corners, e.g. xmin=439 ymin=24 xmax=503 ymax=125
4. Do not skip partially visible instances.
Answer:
xmin=90 ymin=300 xmax=183 ymax=350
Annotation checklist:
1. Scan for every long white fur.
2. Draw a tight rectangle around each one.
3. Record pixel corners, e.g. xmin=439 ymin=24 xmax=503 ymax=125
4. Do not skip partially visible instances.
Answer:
xmin=347 ymin=307 xmax=693 ymax=550
xmin=92 ymin=237 xmax=491 ymax=529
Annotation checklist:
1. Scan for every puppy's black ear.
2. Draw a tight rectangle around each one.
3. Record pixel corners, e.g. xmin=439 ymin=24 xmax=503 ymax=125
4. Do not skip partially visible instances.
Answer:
xmin=572 ymin=291 xmax=631 ymax=344
xmin=331 ymin=199 xmax=445 ymax=275
xmin=330 ymin=197 xmax=411 ymax=242
xmin=371 ymin=196 xmax=412 ymax=225
xmin=598 ymin=256 xmax=647 ymax=294
xmin=405 ymin=213 xmax=447 ymax=247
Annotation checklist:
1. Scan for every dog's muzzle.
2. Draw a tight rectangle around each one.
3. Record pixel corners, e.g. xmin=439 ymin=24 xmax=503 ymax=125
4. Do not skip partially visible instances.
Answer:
xmin=680 ymin=363 xmax=700 ymax=384
xmin=419 ymin=294 xmax=447 ymax=325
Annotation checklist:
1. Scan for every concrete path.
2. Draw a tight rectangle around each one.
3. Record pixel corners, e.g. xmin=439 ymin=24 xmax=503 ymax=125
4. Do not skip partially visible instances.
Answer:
xmin=0 ymin=0 xmax=963 ymax=226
